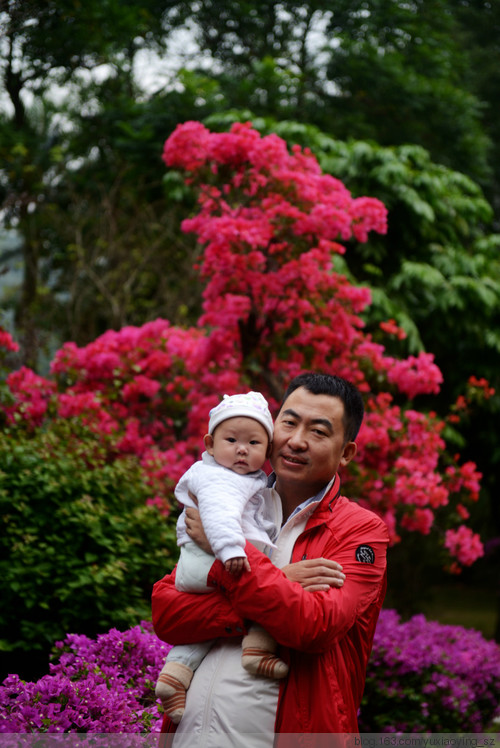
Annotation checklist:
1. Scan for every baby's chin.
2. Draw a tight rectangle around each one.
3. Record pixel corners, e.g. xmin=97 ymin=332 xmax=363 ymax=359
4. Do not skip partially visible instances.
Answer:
xmin=231 ymin=463 xmax=255 ymax=474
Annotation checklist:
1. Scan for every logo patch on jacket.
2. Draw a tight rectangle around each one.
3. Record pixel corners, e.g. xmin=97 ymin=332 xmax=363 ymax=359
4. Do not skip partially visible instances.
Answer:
xmin=355 ymin=545 xmax=375 ymax=563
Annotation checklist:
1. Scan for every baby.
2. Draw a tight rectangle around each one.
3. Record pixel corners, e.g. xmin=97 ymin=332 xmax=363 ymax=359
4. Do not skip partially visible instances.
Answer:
xmin=155 ymin=392 xmax=288 ymax=723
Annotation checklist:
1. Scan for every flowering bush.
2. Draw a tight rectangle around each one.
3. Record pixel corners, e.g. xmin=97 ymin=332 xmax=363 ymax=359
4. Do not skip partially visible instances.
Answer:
xmin=359 ymin=610 xmax=500 ymax=733
xmin=0 ymin=123 xmax=488 ymax=573
xmin=0 ymin=327 xmax=19 ymax=355
xmin=1 ymin=614 xmax=499 ymax=733
xmin=0 ymin=622 xmax=169 ymax=733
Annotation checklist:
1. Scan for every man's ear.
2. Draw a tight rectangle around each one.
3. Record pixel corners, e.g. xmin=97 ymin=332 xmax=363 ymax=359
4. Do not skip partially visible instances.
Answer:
xmin=204 ymin=433 xmax=215 ymax=454
xmin=266 ymin=441 xmax=273 ymax=459
xmin=340 ymin=441 xmax=357 ymax=467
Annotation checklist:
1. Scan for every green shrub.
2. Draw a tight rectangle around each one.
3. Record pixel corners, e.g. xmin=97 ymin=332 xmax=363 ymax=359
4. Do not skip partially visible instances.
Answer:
xmin=0 ymin=423 xmax=177 ymax=654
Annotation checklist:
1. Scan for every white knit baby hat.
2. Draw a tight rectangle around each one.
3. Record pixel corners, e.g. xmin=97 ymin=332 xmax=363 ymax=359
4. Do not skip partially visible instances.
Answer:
xmin=208 ymin=392 xmax=274 ymax=440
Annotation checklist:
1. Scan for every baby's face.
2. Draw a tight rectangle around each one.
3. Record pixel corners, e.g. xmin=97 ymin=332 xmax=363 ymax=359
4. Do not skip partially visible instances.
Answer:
xmin=206 ymin=417 xmax=270 ymax=475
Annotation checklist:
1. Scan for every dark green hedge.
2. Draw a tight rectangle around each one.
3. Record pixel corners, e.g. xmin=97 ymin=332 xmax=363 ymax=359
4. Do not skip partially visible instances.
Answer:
xmin=0 ymin=423 xmax=177 ymax=654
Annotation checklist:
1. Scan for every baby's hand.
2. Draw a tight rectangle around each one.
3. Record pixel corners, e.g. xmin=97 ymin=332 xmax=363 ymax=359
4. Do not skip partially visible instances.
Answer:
xmin=225 ymin=556 xmax=251 ymax=574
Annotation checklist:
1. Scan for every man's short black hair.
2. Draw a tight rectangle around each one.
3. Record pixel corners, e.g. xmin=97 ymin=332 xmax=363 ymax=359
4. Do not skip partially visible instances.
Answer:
xmin=281 ymin=372 xmax=364 ymax=443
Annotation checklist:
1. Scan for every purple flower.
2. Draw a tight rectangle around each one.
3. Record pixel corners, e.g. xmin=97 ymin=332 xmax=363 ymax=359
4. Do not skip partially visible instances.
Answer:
xmin=359 ymin=609 xmax=500 ymax=733
xmin=0 ymin=622 xmax=171 ymax=733
xmin=2 ymin=613 xmax=499 ymax=734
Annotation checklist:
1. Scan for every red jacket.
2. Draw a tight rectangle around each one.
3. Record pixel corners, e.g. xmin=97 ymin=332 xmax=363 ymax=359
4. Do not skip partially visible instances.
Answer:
xmin=152 ymin=475 xmax=389 ymax=736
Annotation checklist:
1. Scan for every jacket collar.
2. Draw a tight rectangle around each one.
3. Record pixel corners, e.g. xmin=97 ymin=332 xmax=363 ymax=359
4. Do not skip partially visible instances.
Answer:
xmin=267 ymin=472 xmax=342 ymax=527
xmin=303 ymin=473 xmax=342 ymax=529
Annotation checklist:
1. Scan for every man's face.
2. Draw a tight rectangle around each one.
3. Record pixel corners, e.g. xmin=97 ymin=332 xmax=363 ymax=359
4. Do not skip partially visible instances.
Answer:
xmin=271 ymin=386 xmax=357 ymax=505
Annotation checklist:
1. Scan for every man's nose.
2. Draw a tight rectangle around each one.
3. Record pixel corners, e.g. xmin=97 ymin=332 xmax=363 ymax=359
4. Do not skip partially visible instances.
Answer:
xmin=287 ymin=427 xmax=307 ymax=450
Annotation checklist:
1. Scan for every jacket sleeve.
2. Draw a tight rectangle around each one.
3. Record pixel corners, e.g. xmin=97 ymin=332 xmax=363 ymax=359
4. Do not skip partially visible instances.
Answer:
xmin=206 ymin=514 xmax=389 ymax=653
xmin=151 ymin=567 xmax=247 ymax=646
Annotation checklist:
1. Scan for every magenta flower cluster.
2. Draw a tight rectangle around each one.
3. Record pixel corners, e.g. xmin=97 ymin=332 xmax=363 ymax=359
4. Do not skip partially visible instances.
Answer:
xmin=1 ymin=612 xmax=499 ymax=733
xmin=0 ymin=622 xmax=171 ymax=733
xmin=360 ymin=609 xmax=500 ymax=733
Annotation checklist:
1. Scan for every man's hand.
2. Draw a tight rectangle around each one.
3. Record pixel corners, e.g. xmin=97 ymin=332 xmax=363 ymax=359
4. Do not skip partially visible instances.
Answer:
xmin=225 ymin=556 xmax=252 ymax=574
xmin=184 ymin=506 xmax=212 ymax=554
xmin=282 ymin=558 xmax=345 ymax=592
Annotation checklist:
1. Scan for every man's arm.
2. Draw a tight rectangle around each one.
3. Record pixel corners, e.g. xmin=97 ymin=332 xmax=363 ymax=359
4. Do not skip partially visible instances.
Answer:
xmin=151 ymin=567 xmax=247 ymax=645
xmin=185 ymin=505 xmax=347 ymax=591
xmin=151 ymin=558 xmax=344 ymax=646
xmin=206 ymin=515 xmax=389 ymax=653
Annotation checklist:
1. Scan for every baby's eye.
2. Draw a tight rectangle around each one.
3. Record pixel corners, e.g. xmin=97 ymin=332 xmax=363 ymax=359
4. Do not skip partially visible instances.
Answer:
xmin=226 ymin=437 xmax=236 ymax=443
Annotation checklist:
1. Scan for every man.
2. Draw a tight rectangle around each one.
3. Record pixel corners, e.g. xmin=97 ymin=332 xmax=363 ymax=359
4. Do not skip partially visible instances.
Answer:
xmin=152 ymin=372 xmax=389 ymax=744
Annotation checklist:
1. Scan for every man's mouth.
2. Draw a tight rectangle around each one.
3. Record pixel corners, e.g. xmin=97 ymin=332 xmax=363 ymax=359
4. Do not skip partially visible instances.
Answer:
xmin=281 ymin=454 xmax=307 ymax=465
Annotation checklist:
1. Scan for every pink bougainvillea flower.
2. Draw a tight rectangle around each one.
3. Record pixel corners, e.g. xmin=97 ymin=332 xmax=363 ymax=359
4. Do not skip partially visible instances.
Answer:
xmin=0 ymin=121 xmax=485 ymax=569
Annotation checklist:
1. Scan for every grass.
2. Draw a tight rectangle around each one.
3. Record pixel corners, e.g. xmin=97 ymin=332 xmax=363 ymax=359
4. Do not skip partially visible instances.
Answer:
xmin=384 ymin=538 xmax=500 ymax=642
xmin=416 ymin=583 xmax=497 ymax=640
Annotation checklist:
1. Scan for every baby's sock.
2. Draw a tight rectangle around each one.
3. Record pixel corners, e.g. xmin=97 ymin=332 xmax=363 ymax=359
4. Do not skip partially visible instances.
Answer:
xmin=155 ymin=661 xmax=194 ymax=724
xmin=241 ymin=626 xmax=289 ymax=679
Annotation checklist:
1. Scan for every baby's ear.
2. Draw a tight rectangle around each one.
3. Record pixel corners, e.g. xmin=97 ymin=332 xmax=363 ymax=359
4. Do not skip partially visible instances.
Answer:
xmin=204 ymin=433 xmax=215 ymax=454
